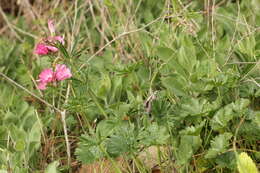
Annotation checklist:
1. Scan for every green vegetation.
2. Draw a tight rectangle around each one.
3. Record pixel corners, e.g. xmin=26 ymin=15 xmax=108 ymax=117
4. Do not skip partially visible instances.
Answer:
xmin=0 ymin=0 xmax=259 ymax=172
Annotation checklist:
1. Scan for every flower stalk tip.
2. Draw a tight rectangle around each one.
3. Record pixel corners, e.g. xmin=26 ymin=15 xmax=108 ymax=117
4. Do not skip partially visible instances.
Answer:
xmin=48 ymin=19 xmax=55 ymax=35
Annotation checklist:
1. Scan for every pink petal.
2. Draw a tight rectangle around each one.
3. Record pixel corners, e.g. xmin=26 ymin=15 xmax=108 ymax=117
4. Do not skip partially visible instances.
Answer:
xmin=55 ymin=64 xmax=72 ymax=81
xmin=54 ymin=36 xmax=65 ymax=45
xmin=48 ymin=20 xmax=55 ymax=34
xmin=46 ymin=45 xmax=58 ymax=52
xmin=38 ymin=68 xmax=54 ymax=83
xmin=37 ymin=82 xmax=47 ymax=90
xmin=35 ymin=43 xmax=49 ymax=55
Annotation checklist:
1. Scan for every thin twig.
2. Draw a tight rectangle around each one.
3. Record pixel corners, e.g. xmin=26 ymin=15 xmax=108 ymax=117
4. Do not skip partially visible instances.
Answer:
xmin=243 ymin=78 xmax=260 ymax=88
xmin=35 ymin=110 xmax=46 ymax=143
xmin=224 ymin=27 xmax=260 ymax=66
xmin=61 ymin=110 xmax=71 ymax=168
xmin=233 ymin=116 xmax=245 ymax=152
xmin=240 ymin=60 xmax=260 ymax=81
xmin=227 ymin=62 xmax=258 ymax=64
xmin=78 ymin=16 xmax=164 ymax=71
xmin=0 ymin=6 xmax=22 ymax=41
xmin=11 ymin=24 xmax=38 ymax=39
xmin=61 ymin=83 xmax=72 ymax=169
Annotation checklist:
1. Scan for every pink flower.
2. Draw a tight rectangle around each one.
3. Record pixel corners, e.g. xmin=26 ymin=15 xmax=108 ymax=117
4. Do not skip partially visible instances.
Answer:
xmin=45 ymin=45 xmax=58 ymax=52
xmin=37 ymin=68 xmax=55 ymax=90
xmin=34 ymin=43 xmax=58 ymax=55
xmin=35 ymin=20 xmax=65 ymax=56
xmin=38 ymin=68 xmax=54 ymax=83
xmin=35 ymin=43 xmax=49 ymax=55
xmin=48 ymin=19 xmax=55 ymax=35
xmin=47 ymin=20 xmax=65 ymax=44
xmin=37 ymin=65 xmax=72 ymax=90
xmin=37 ymin=82 xmax=47 ymax=90
xmin=53 ymin=36 xmax=65 ymax=45
xmin=55 ymin=64 xmax=72 ymax=81
xmin=46 ymin=36 xmax=65 ymax=45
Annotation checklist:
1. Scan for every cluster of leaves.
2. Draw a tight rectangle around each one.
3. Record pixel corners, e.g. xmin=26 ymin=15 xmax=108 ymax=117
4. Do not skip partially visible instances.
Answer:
xmin=0 ymin=84 xmax=41 ymax=172
xmin=73 ymin=0 xmax=260 ymax=172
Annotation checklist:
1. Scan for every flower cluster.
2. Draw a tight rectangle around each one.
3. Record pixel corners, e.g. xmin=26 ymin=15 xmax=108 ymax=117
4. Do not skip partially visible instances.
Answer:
xmin=35 ymin=20 xmax=72 ymax=90
xmin=37 ymin=64 xmax=72 ymax=90
xmin=34 ymin=20 xmax=64 ymax=55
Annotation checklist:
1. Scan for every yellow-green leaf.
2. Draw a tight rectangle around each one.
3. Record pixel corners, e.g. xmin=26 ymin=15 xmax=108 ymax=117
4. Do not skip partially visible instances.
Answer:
xmin=237 ymin=152 xmax=258 ymax=173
